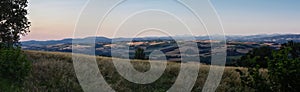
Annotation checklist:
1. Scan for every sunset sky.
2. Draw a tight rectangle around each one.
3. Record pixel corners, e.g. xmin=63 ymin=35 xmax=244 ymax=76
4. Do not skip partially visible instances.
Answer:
xmin=22 ymin=0 xmax=300 ymax=41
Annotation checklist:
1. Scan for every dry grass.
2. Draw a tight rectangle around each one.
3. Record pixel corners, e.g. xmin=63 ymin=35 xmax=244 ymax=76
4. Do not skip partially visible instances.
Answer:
xmin=22 ymin=50 xmax=257 ymax=92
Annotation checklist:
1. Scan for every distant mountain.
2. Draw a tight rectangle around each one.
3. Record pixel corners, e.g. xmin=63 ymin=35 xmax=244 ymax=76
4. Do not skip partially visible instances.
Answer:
xmin=22 ymin=39 xmax=72 ymax=46
xmin=22 ymin=34 xmax=300 ymax=46
xmin=73 ymin=37 xmax=111 ymax=44
xmin=22 ymin=37 xmax=111 ymax=46
xmin=226 ymin=34 xmax=300 ymax=43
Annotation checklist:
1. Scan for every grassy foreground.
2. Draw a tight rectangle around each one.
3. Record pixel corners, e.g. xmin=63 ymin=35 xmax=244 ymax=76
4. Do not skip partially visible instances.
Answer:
xmin=21 ymin=50 xmax=258 ymax=92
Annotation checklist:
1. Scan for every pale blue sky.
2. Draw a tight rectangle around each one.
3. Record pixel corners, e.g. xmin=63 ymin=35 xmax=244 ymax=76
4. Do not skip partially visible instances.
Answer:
xmin=212 ymin=0 xmax=300 ymax=35
xmin=23 ymin=0 xmax=300 ymax=41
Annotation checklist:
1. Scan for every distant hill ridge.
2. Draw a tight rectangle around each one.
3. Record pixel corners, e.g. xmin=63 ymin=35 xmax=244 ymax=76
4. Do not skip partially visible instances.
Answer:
xmin=22 ymin=34 xmax=300 ymax=46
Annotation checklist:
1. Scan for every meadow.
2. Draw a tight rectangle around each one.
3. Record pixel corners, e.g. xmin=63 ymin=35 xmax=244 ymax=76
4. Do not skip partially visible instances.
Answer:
xmin=22 ymin=50 xmax=262 ymax=92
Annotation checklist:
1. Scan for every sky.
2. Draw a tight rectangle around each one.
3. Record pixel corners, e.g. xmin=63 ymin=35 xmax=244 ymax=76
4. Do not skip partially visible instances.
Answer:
xmin=22 ymin=0 xmax=300 ymax=41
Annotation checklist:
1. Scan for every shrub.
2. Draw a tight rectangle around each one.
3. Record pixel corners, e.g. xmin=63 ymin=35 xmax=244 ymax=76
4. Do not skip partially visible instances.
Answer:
xmin=0 ymin=48 xmax=32 ymax=87
xmin=236 ymin=57 xmax=271 ymax=91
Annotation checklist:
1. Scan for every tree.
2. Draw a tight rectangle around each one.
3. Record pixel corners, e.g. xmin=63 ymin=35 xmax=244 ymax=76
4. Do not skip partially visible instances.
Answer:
xmin=281 ymin=40 xmax=300 ymax=58
xmin=237 ymin=41 xmax=300 ymax=92
xmin=267 ymin=41 xmax=300 ymax=91
xmin=0 ymin=0 xmax=30 ymax=48
xmin=134 ymin=47 xmax=146 ymax=60
xmin=238 ymin=46 xmax=273 ymax=68
xmin=0 ymin=1 xmax=31 ymax=91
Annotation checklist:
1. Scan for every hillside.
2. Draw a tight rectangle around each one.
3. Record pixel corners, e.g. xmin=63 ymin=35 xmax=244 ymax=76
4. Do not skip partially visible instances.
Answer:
xmin=22 ymin=50 xmax=260 ymax=92
xmin=21 ymin=34 xmax=300 ymax=65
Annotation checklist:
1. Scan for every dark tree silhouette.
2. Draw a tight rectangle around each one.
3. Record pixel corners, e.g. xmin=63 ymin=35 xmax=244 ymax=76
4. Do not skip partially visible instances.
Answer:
xmin=134 ymin=47 xmax=146 ymax=60
xmin=0 ymin=0 xmax=30 ymax=48
xmin=0 ymin=1 xmax=31 ymax=90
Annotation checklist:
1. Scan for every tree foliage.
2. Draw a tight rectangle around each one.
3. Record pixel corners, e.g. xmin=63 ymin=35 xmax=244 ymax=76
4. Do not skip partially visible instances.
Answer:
xmin=281 ymin=40 xmax=300 ymax=58
xmin=267 ymin=42 xmax=300 ymax=91
xmin=238 ymin=46 xmax=273 ymax=68
xmin=134 ymin=47 xmax=146 ymax=60
xmin=0 ymin=48 xmax=31 ymax=83
xmin=0 ymin=0 xmax=31 ymax=91
xmin=237 ymin=41 xmax=300 ymax=92
xmin=0 ymin=0 xmax=30 ymax=47
xmin=236 ymin=56 xmax=271 ymax=91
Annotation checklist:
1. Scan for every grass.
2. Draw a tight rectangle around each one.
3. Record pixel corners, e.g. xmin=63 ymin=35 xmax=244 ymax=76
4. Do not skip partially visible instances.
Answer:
xmin=19 ymin=50 xmax=260 ymax=92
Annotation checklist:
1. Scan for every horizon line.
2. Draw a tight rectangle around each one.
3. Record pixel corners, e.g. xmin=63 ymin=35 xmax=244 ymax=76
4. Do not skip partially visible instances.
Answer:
xmin=21 ymin=33 xmax=300 ymax=42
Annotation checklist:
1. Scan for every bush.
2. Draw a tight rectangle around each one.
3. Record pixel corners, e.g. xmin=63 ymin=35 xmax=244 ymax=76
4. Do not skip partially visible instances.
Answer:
xmin=0 ymin=48 xmax=32 ymax=88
